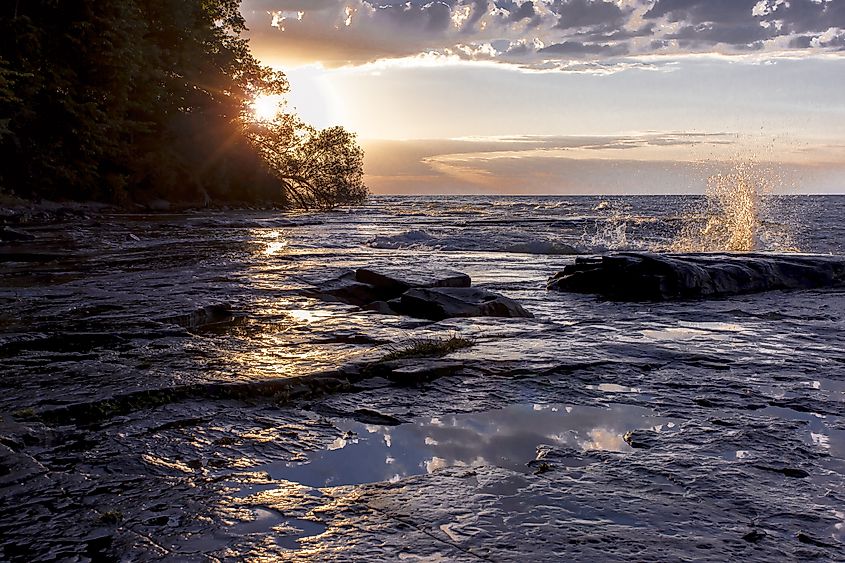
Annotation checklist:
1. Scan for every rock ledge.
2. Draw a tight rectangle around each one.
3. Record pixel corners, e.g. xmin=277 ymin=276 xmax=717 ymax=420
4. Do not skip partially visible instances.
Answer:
xmin=548 ymin=252 xmax=845 ymax=301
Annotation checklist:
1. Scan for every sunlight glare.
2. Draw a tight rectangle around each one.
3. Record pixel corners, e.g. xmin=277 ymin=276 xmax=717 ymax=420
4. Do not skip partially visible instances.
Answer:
xmin=285 ymin=67 xmax=344 ymax=129
xmin=252 ymin=94 xmax=283 ymax=121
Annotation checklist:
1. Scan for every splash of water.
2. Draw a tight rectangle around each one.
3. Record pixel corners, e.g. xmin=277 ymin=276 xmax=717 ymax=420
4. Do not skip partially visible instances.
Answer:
xmin=581 ymin=216 xmax=630 ymax=252
xmin=673 ymin=161 xmax=796 ymax=253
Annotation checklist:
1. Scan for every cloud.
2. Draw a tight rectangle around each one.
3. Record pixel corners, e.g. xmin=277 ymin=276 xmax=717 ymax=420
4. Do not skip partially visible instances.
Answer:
xmin=361 ymin=134 xmax=845 ymax=194
xmin=540 ymin=41 xmax=629 ymax=56
xmin=242 ymin=0 xmax=845 ymax=69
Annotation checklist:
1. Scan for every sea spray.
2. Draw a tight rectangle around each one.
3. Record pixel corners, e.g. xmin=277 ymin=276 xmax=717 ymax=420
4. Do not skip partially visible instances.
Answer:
xmin=582 ymin=199 xmax=634 ymax=252
xmin=673 ymin=161 xmax=797 ymax=252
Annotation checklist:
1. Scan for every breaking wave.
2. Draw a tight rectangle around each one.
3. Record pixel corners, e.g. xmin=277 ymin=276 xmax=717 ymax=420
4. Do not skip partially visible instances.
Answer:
xmin=366 ymin=227 xmax=638 ymax=255
xmin=673 ymin=161 xmax=799 ymax=252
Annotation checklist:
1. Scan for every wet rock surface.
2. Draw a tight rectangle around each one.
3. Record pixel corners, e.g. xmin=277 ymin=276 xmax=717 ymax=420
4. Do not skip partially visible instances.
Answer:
xmin=0 ymin=226 xmax=36 ymax=242
xmin=548 ymin=252 xmax=845 ymax=300
xmin=0 ymin=205 xmax=844 ymax=561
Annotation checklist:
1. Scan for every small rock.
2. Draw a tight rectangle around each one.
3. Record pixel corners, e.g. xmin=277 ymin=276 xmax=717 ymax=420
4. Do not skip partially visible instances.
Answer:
xmin=355 ymin=268 xmax=471 ymax=294
xmin=742 ymin=529 xmax=766 ymax=543
xmin=396 ymin=287 xmax=534 ymax=320
xmin=796 ymin=532 xmax=836 ymax=548
xmin=623 ymin=429 xmax=658 ymax=449
xmin=308 ymin=272 xmax=385 ymax=307
xmin=311 ymin=269 xmax=473 ymax=309
xmin=352 ymin=408 xmax=404 ymax=426
xmin=754 ymin=465 xmax=810 ymax=478
xmin=364 ymin=300 xmax=398 ymax=315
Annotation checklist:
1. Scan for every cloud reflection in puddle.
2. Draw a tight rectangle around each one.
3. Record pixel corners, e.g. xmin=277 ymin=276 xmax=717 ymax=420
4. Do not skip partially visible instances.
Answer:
xmin=261 ymin=403 xmax=673 ymax=488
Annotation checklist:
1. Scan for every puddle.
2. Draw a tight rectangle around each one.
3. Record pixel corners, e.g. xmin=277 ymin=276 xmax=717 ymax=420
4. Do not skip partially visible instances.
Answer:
xmin=274 ymin=518 xmax=327 ymax=550
xmin=813 ymin=377 xmax=845 ymax=402
xmin=228 ymin=508 xmax=326 ymax=550
xmin=761 ymin=406 xmax=845 ymax=457
xmin=261 ymin=403 xmax=672 ymax=488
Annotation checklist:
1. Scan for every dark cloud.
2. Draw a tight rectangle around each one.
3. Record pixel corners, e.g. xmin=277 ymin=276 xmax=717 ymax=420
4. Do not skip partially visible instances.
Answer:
xmin=242 ymin=0 xmax=845 ymax=69
xmin=645 ymin=0 xmax=759 ymax=24
xmin=378 ymin=2 xmax=453 ymax=33
xmin=502 ymin=0 xmax=536 ymax=22
xmin=552 ymin=0 xmax=630 ymax=30
xmin=666 ymin=22 xmax=776 ymax=46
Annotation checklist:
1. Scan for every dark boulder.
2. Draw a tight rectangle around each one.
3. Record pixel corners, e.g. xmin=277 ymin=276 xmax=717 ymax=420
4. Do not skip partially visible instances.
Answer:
xmin=395 ymin=287 xmax=534 ymax=320
xmin=548 ymin=252 xmax=845 ymax=301
xmin=355 ymin=268 xmax=471 ymax=294
xmin=310 ymin=268 xmax=532 ymax=320
xmin=306 ymin=271 xmax=384 ymax=307
xmin=320 ymin=281 xmax=386 ymax=307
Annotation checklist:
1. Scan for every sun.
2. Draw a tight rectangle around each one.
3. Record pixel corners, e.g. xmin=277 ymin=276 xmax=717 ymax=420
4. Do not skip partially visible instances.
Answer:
xmin=251 ymin=94 xmax=283 ymax=121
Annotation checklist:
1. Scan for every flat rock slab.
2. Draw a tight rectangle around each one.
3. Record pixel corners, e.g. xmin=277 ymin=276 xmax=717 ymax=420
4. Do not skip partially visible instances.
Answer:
xmin=548 ymin=252 xmax=845 ymax=301
xmin=396 ymin=287 xmax=535 ymax=320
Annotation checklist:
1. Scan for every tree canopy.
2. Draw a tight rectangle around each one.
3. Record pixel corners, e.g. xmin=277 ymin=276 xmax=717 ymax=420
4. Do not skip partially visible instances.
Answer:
xmin=0 ymin=0 xmax=367 ymax=209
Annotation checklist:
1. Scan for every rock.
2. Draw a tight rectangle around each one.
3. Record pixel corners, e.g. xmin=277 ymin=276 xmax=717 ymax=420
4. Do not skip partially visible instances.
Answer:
xmin=352 ymin=408 xmax=405 ymax=426
xmin=742 ymin=530 xmax=766 ymax=543
xmin=755 ymin=465 xmax=810 ymax=478
xmin=0 ymin=227 xmax=35 ymax=242
xmin=548 ymin=252 xmax=845 ymax=301
xmin=355 ymin=268 xmax=471 ymax=294
xmin=310 ymin=269 xmax=532 ymax=320
xmin=307 ymin=271 xmax=384 ymax=307
xmin=319 ymin=281 xmax=385 ymax=307
xmin=396 ymin=287 xmax=534 ymax=320
xmin=364 ymin=300 xmax=399 ymax=315
xmin=312 ymin=269 xmax=471 ymax=309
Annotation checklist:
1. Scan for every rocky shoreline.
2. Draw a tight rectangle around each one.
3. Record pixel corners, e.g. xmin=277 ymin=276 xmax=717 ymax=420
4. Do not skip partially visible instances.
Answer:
xmin=1 ymin=210 xmax=844 ymax=561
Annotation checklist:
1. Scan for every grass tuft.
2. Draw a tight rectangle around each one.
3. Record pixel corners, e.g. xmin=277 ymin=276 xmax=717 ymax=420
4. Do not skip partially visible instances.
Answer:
xmin=98 ymin=510 xmax=123 ymax=525
xmin=12 ymin=407 xmax=37 ymax=420
xmin=381 ymin=335 xmax=474 ymax=362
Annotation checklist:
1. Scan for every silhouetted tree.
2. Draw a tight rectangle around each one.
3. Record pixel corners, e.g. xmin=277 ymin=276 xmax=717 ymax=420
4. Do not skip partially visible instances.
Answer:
xmin=0 ymin=0 xmax=367 ymax=208
xmin=246 ymin=114 xmax=367 ymax=209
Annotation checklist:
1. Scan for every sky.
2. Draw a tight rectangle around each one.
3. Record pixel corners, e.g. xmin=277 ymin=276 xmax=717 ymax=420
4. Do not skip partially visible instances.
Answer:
xmin=240 ymin=0 xmax=845 ymax=194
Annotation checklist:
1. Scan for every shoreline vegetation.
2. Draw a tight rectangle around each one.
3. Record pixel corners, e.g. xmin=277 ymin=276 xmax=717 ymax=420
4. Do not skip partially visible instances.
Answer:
xmin=0 ymin=1 xmax=367 ymax=211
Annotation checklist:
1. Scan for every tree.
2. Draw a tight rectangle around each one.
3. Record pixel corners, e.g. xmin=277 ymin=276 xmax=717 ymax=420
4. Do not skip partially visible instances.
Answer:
xmin=0 ymin=0 xmax=367 ymax=208
xmin=245 ymin=113 xmax=367 ymax=209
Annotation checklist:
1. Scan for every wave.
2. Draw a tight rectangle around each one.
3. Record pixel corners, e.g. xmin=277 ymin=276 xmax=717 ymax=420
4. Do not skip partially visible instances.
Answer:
xmin=367 ymin=229 xmax=631 ymax=255
xmin=368 ymin=230 xmax=438 ymax=250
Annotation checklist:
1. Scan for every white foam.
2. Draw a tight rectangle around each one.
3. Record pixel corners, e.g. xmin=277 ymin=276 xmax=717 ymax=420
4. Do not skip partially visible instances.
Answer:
xmin=368 ymin=230 xmax=437 ymax=249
